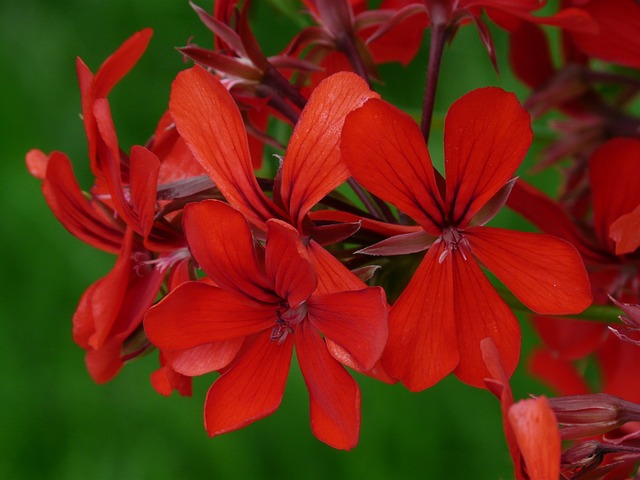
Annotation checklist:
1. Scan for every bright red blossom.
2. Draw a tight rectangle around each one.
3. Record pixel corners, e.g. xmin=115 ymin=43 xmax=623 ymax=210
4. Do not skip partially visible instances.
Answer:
xmin=144 ymin=200 xmax=388 ymax=450
xmin=341 ymin=87 xmax=592 ymax=390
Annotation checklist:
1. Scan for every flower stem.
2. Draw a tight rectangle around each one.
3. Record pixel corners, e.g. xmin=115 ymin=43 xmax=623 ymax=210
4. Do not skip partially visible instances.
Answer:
xmin=421 ymin=23 xmax=449 ymax=143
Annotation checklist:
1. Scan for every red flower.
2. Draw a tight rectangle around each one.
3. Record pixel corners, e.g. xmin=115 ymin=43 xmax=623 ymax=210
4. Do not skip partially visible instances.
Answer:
xmin=340 ymin=87 xmax=592 ymax=390
xmin=144 ymin=200 xmax=388 ymax=449
xmin=25 ymin=29 xmax=202 ymax=385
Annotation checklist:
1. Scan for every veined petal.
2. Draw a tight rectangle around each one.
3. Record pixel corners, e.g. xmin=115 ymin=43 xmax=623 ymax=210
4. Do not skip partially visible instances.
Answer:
xmin=265 ymin=219 xmax=317 ymax=308
xmin=589 ymin=138 xmax=640 ymax=250
xmin=306 ymin=239 xmax=368 ymax=295
xmin=341 ymin=98 xmax=444 ymax=234
xmin=280 ymin=72 xmax=379 ymax=229
xmin=444 ymin=87 xmax=532 ymax=227
xmin=144 ymin=282 xmax=275 ymax=350
xmin=383 ymin=242 xmax=459 ymax=391
xmin=307 ymin=287 xmax=388 ymax=371
xmin=297 ymin=321 xmax=361 ymax=450
xmin=204 ymin=333 xmax=294 ymax=436
xmin=170 ymin=66 xmax=284 ymax=229
xmin=183 ymin=200 xmax=276 ymax=303
xmin=508 ymin=397 xmax=561 ymax=480
xmin=466 ymin=226 xmax=592 ymax=315
xmin=451 ymin=251 xmax=521 ymax=388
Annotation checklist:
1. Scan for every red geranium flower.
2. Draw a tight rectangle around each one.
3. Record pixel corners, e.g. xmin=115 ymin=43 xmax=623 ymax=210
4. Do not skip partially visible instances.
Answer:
xmin=340 ymin=87 xmax=592 ymax=390
xmin=144 ymin=200 xmax=388 ymax=449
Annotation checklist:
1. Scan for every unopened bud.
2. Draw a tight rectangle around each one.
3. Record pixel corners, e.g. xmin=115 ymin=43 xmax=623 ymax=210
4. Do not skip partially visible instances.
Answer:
xmin=548 ymin=393 xmax=640 ymax=439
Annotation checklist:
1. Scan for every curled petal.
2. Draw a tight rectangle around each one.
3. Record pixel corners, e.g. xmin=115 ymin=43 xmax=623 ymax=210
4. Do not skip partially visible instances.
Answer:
xmin=164 ymin=340 xmax=244 ymax=377
xmin=40 ymin=151 xmax=123 ymax=253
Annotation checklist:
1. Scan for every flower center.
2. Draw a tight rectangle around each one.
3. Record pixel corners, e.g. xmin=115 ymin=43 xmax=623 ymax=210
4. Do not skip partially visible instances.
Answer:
xmin=438 ymin=226 xmax=471 ymax=263
xmin=270 ymin=302 xmax=308 ymax=344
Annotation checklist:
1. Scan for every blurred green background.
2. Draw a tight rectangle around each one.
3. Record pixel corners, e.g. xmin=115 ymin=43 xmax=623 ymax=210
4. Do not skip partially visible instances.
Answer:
xmin=1 ymin=1 xmax=556 ymax=478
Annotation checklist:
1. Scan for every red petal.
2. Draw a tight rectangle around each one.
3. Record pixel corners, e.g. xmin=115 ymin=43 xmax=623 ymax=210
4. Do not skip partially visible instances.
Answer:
xmin=451 ymin=251 xmax=521 ymax=388
xmin=280 ymin=72 xmax=379 ymax=228
xmin=151 ymin=354 xmax=192 ymax=397
xmin=444 ymin=87 xmax=532 ymax=227
xmin=204 ymin=333 xmax=293 ymax=436
xmin=183 ymin=200 xmax=276 ymax=303
xmin=307 ymin=287 xmax=388 ymax=371
xmin=508 ymin=397 xmax=561 ymax=480
xmin=341 ymin=98 xmax=444 ymax=234
xmin=265 ymin=219 xmax=317 ymax=308
xmin=164 ymin=340 xmax=244 ymax=376
xmin=528 ymin=349 xmax=590 ymax=396
xmin=532 ymin=316 xmax=606 ymax=361
xmin=598 ymin=335 xmax=640 ymax=403
xmin=25 ymin=149 xmax=49 ymax=179
xmin=306 ymin=240 xmax=395 ymax=383
xmin=590 ymin=138 xmax=640 ymax=250
xmin=570 ymin=0 xmax=640 ymax=69
xmin=466 ymin=226 xmax=592 ymax=315
xmin=169 ymin=66 xmax=284 ymax=229
xmin=610 ymin=204 xmax=640 ymax=255
xmin=306 ymin=240 xmax=368 ymax=295
xmin=144 ymin=282 xmax=275 ymax=350
xmin=506 ymin=179 xmax=604 ymax=263
xmin=382 ymin=242 xmax=459 ymax=391
xmin=297 ymin=321 xmax=361 ymax=450
xmin=84 ymin=338 xmax=123 ymax=384
xmin=41 ymin=152 xmax=122 ymax=253
xmin=508 ymin=23 xmax=555 ymax=89
xmin=93 ymin=28 xmax=153 ymax=98
xmin=71 ymin=229 xmax=131 ymax=350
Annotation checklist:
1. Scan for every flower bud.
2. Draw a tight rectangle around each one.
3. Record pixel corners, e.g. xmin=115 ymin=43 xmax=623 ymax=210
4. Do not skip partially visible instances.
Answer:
xmin=547 ymin=393 xmax=640 ymax=439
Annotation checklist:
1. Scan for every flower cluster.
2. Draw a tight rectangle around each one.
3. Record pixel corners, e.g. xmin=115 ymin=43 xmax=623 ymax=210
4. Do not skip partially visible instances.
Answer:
xmin=28 ymin=0 xmax=640 ymax=476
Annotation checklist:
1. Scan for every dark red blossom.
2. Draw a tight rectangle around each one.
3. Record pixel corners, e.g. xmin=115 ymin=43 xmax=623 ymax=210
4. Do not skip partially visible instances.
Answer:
xmin=144 ymin=200 xmax=388 ymax=449
xmin=341 ymin=87 xmax=592 ymax=390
